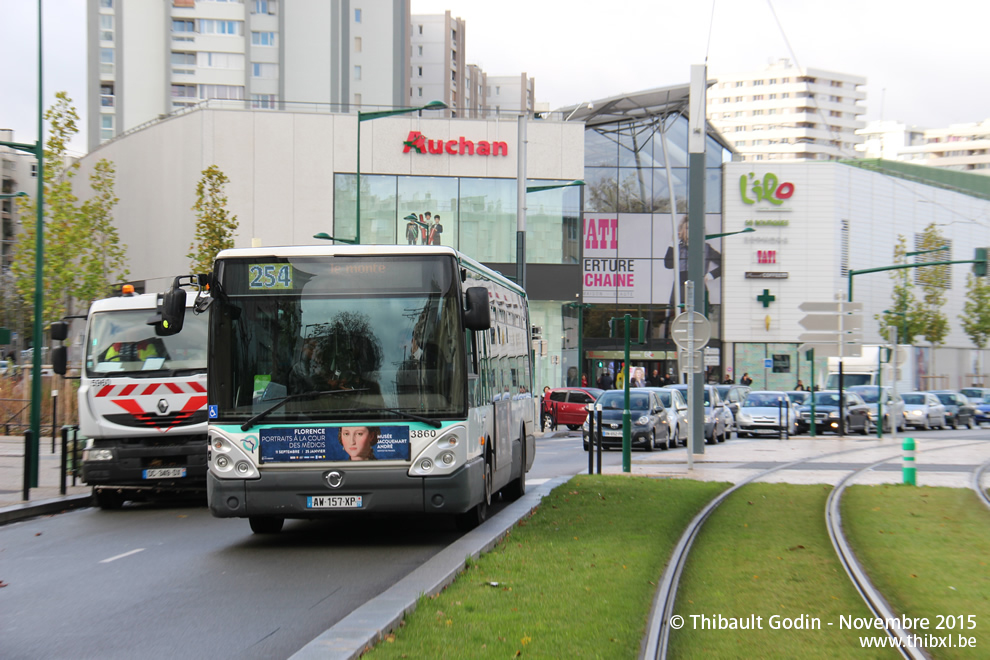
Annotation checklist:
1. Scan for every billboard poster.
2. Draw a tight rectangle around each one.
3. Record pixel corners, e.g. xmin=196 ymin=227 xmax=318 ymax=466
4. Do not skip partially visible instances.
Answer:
xmin=582 ymin=213 xmax=723 ymax=307
xmin=260 ymin=425 xmax=411 ymax=463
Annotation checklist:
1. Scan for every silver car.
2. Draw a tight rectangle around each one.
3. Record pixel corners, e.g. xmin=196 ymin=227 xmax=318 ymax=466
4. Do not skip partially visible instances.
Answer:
xmin=735 ymin=391 xmax=799 ymax=437
xmin=667 ymin=384 xmax=728 ymax=444
xmin=648 ymin=387 xmax=689 ymax=447
xmin=848 ymin=385 xmax=906 ymax=433
xmin=901 ymin=392 xmax=947 ymax=430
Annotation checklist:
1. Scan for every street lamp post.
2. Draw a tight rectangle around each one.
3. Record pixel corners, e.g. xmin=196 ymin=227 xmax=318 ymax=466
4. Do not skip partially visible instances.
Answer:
xmin=705 ymin=227 xmax=755 ymax=240
xmin=316 ymin=101 xmax=447 ymax=245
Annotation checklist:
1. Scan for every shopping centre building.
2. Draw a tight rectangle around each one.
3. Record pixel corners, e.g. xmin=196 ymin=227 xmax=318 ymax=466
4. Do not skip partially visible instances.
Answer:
xmin=72 ymin=85 xmax=990 ymax=391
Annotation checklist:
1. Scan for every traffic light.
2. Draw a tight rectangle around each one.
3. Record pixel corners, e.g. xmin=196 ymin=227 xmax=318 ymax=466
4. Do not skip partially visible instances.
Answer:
xmin=597 ymin=360 xmax=604 ymax=368
xmin=973 ymin=247 xmax=988 ymax=277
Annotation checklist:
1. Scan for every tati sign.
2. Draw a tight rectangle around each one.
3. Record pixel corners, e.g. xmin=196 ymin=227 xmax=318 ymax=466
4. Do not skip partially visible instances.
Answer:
xmin=403 ymin=131 xmax=509 ymax=157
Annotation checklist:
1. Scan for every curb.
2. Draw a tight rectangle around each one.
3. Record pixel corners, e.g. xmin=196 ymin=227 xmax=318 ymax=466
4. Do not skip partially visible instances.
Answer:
xmin=0 ymin=493 xmax=93 ymax=526
xmin=289 ymin=475 xmax=571 ymax=660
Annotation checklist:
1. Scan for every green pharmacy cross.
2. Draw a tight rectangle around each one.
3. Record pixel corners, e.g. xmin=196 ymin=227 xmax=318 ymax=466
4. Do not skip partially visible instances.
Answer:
xmin=757 ymin=289 xmax=776 ymax=308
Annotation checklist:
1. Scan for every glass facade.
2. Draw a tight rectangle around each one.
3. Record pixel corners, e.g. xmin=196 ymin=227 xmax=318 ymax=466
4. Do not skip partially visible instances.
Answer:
xmin=332 ymin=174 xmax=581 ymax=264
xmin=577 ymin=113 xmax=733 ymax=386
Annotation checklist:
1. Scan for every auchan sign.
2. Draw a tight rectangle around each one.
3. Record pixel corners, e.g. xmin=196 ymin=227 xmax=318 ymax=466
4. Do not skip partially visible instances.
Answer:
xmin=403 ymin=131 xmax=508 ymax=157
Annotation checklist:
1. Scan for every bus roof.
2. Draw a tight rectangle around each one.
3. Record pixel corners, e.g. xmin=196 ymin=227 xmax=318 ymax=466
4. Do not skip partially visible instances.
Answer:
xmin=214 ymin=245 xmax=526 ymax=297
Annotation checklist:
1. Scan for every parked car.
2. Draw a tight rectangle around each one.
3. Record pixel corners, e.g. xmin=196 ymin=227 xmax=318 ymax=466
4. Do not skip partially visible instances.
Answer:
xmin=960 ymin=387 xmax=990 ymax=402
xmin=848 ymin=385 xmax=906 ymax=433
xmin=900 ymin=392 xmax=948 ymax=430
xmin=667 ymin=384 xmax=729 ymax=444
xmin=646 ymin=387 xmax=689 ymax=447
xmin=546 ymin=387 xmax=603 ymax=431
xmin=796 ymin=390 xmax=872 ymax=435
xmin=582 ymin=388 xmax=671 ymax=451
xmin=714 ymin=383 xmax=751 ymax=433
xmin=735 ymin=391 xmax=799 ymax=437
xmin=930 ymin=391 xmax=975 ymax=429
xmin=973 ymin=395 xmax=990 ymax=427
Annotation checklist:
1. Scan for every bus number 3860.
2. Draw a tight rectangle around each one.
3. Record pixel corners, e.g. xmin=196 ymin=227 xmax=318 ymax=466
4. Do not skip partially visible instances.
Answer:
xmin=410 ymin=430 xmax=437 ymax=439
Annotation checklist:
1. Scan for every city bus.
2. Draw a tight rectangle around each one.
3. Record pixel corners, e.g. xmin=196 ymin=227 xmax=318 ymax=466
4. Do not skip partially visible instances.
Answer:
xmin=157 ymin=245 xmax=535 ymax=533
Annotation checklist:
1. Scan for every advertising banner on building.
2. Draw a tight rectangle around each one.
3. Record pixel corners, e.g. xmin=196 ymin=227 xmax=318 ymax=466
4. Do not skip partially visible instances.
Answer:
xmin=582 ymin=213 xmax=723 ymax=307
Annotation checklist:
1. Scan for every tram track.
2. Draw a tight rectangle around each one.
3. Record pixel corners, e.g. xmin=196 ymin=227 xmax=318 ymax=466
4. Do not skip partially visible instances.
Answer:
xmin=642 ymin=438 xmax=989 ymax=660
xmin=972 ymin=457 xmax=990 ymax=511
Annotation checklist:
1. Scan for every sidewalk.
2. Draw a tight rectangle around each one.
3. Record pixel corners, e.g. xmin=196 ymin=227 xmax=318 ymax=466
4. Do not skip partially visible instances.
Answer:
xmin=0 ymin=434 xmax=92 ymax=524
xmin=599 ymin=433 xmax=990 ymax=488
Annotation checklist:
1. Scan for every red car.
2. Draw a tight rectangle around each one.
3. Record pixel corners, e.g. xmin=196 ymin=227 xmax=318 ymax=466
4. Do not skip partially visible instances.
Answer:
xmin=545 ymin=387 xmax=604 ymax=430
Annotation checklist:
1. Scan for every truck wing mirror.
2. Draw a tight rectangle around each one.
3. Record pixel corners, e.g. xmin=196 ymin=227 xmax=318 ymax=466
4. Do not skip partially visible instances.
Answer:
xmin=463 ymin=286 xmax=491 ymax=331
xmin=52 ymin=346 xmax=67 ymax=376
xmin=50 ymin=321 xmax=68 ymax=342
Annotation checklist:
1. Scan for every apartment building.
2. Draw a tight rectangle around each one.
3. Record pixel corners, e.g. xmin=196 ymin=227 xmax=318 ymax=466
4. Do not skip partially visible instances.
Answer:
xmin=1 ymin=130 xmax=35 ymax=273
xmin=856 ymin=120 xmax=927 ymax=160
xmin=87 ymin=0 xmax=411 ymax=151
xmin=408 ymin=11 xmax=468 ymax=116
xmin=486 ymin=73 xmax=535 ymax=116
xmin=708 ymin=59 xmax=866 ymax=162
xmin=899 ymin=120 xmax=990 ymax=174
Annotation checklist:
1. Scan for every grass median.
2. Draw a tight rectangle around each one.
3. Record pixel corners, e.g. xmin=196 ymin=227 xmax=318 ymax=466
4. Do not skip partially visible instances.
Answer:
xmin=843 ymin=484 xmax=990 ymax=659
xmin=366 ymin=474 xmax=728 ymax=659
xmin=365 ymin=479 xmax=990 ymax=659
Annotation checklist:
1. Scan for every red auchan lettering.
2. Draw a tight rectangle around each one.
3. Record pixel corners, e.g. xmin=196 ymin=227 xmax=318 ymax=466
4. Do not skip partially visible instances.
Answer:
xmin=403 ymin=131 xmax=508 ymax=157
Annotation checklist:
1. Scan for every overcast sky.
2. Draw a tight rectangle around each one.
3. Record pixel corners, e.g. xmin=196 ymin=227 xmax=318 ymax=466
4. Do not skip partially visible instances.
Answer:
xmin=1 ymin=0 xmax=987 ymax=156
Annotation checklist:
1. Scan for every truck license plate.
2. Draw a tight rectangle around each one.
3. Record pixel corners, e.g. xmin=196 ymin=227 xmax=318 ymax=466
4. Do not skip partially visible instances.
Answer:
xmin=143 ymin=468 xmax=186 ymax=479
xmin=307 ymin=495 xmax=363 ymax=509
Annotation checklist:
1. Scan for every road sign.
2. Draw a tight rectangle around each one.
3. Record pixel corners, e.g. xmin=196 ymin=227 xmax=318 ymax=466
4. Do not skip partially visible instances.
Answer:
xmin=798 ymin=301 xmax=863 ymax=313
xmin=678 ymin=349 xmax=704 ymax=373
xmin=798 ymin=315 xmax=863 ymax=332
xmin=670 ymin=312 xmax=711 ymax=349
xmin=797 ymin=341 xmax=863 ymax=358
xmin=798 ymin=331 xmax=864 ymax=343
xmin=763 ymin=358 xmax=773 ymax=369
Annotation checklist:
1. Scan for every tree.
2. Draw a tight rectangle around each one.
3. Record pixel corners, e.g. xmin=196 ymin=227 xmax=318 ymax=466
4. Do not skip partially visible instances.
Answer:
xmin=11 ymin=91 xmax=83 ymax=324
xmin=875 ymin=235 xmax=923 ymax=344
xmin=188 ymin=165 xmax=238 ymax=274
xmin=959 ymin=272 xmax=990 ymax=349
xmin=914 ymin=222 xmax=950 ymax=348
xmin=11 ymin=92 xmax=128 ymax=327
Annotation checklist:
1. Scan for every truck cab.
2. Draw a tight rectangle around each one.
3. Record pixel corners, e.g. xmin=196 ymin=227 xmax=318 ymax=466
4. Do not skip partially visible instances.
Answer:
xmin=54 ymin=287 xmax=208 ymax=509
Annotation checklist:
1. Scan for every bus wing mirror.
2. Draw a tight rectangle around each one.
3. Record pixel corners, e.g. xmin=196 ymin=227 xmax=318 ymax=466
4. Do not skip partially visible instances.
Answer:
xmin=149 ymin=277 xmax=188 ymax=336
xmin=52 ymin=346 xmax=67 ymax=376
xmin=463 ymin=286 xmax=491 ymax=331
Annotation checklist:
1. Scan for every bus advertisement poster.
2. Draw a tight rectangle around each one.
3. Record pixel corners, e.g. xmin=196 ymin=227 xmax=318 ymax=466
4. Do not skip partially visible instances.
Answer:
xmin=260 ymin=426 xmax=411 ymax=462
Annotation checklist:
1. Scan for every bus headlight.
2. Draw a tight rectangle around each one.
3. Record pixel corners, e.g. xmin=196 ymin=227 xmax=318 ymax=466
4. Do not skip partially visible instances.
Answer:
xmin=409 ymin=427 xmax=464 ymax=477
xmin=208 ymin=429 xmax=259 ymax=479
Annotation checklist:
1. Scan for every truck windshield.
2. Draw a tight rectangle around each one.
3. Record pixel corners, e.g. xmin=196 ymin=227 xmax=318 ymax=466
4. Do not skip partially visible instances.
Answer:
xmin=87 ymin=309 xmax=208 ymax=376
xmin=210 ymin=255 xmax=467 ymax=424
xmin=825 ymin=373 xmax=872 ymax=388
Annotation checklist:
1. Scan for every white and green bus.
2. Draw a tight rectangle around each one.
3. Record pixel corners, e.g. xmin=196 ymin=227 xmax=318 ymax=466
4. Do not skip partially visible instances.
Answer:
xmin=158 ymin=245 xmax=535 ymax=533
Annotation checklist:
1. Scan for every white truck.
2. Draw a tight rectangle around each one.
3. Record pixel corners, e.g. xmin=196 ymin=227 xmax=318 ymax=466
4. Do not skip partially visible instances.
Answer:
xmin=52 ymin=284 xmax=208 ymax=509
xmin=824 ymin=345 xmax=916 ymax=394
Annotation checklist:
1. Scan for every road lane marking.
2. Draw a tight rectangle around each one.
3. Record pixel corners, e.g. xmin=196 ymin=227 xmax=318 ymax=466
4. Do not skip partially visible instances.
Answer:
xmin=100 ymin=548 xmax=145 ymax=564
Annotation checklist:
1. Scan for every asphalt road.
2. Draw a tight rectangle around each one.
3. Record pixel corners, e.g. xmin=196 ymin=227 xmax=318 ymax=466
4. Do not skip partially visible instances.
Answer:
xmin=0 ymin=430 xmax=608 ymax=660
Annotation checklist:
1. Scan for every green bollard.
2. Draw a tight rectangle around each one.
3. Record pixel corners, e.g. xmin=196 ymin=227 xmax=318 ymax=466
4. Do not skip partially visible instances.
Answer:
xmin=902 ymin=437 xmax=916 ymax=485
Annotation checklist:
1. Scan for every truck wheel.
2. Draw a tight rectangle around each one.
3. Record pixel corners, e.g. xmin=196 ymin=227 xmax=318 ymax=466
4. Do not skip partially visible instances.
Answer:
xmin=94 ymin=489 xmax=125 ymax=510
xmin=249 ymin=517 xmax=284 ymax=534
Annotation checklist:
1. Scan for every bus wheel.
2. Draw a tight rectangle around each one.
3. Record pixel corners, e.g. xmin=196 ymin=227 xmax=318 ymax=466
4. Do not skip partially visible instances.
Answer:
xmin=94 ymin=488 xmax=125 ymax=510
xmin=249 ymin=516 xmax=284 ymax=534
xmin=456 ymin=452 xmax=492 ymax=530
xmin=502 ymin=436 xmax=527 ymax=501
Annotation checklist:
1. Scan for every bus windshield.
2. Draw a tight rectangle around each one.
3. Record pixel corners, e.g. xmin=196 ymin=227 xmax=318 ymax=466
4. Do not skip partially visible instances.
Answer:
xmin=210 ymin=255 xmax=466 ymax=423
xmin=87 ymin=309 xmax=208 ymax=376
